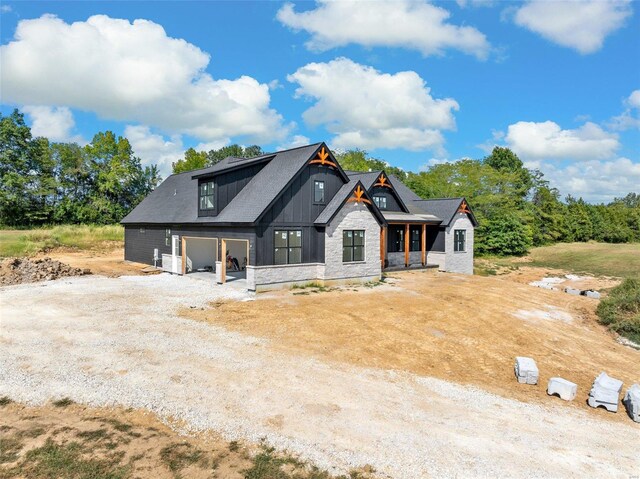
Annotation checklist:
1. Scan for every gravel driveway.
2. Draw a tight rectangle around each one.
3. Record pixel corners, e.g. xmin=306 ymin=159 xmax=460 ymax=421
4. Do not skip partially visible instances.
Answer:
xmin=1 ymin=274 xmax=638 ymax=478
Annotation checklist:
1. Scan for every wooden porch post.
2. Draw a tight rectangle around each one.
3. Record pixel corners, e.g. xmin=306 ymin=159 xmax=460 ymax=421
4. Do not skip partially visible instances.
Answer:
xmin=404 ymin=223 xmax=410 ymax=267
xmin=380 ymin=226 xmax=386 ymax=270
xmin=421 ymin=224 xmax=426 ymax=266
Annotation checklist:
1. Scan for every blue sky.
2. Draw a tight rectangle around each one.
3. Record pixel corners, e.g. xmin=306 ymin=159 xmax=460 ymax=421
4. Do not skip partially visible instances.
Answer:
xmin=1 ymin=0 xmax=638 ymax=202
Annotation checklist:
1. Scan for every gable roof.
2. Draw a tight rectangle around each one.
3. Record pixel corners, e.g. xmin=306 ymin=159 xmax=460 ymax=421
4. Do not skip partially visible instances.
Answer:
xmin=346 ymin=170 xmax=410 ymax=213
xmin=314 ymin=179 xmax=385 ymax=226
xmin=411 ymin=197 xmax=478 ymax=227
xmin=216 ymin=142 xmax=350 ymax=224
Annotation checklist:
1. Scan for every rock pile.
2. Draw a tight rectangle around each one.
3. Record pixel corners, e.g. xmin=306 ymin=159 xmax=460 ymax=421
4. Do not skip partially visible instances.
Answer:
xmin=0 ymin=257 xmax=90 ymax=286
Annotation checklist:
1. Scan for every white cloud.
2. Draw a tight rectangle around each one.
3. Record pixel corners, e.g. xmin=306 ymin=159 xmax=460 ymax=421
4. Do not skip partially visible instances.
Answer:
xmin=277 ymin=134 xmax=311 ymax=151
xmin=22 ymin=105 xmax=85 ymax=143
xmin=504 ymin=121 xmax=620 ymax=161
xmin=541 ymin=157 xmax=640 ymax=203
xmin=0 ymin=5 xmax=11 ymax=13
xmin=456 ymin=0 xmax=496 ymax=8
xmin=513 ymin=0 xmax=632 ymax=54
xmin=277 ymin=0 xmax=490 ymax=59
xmin=1 ymin=14 xmax=288 ymax=145
xmin=608 ymin=89 xmax=640 ymax=130
xmin=124 ymin=125 xmax=185 ymax=175
xmin=288 ymin=58 xmax=458 ymax=153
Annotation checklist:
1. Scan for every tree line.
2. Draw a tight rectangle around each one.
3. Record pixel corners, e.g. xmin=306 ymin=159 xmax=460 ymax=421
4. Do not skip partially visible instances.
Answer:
xmin=1 ymin=110 xmax=160 ymax=226
xmin=335 ymin=148 xmax=640 ymax=256
xmin=1 ymin=108 xmax=638 ymax=256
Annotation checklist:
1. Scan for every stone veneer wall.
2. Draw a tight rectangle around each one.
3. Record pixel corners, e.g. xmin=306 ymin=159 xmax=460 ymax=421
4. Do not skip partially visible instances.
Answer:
xmin=323 ymin=202 xmax=381 ymax=281
xmin=246 ymin=263 xmax=323 ymax=291
xmin=444 ymin=213 xmax=474 ymax=274
xmin=426 ymin=251 xmax=446 ymax=270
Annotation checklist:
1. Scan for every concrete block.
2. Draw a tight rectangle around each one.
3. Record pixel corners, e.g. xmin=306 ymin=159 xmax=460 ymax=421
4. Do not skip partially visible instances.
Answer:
xmin=514 ymin=356 xmax=539 ymax=385
xmin=588 ymin=371 xmax=623 ymax=412
xmin=583 ymin=290 xmax=601 ymax=299
xmin=623 ymin=384 xmax=640 ymax=423
xmin=564 ymin=287 xmax=581 ymax=296
xmin=547 ymin=377 xmax=577 ymax=401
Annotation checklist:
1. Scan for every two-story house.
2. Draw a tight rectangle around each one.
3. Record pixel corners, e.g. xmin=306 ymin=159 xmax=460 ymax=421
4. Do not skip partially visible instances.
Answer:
xmin=121 ymin=142 xmax=477 ymax=290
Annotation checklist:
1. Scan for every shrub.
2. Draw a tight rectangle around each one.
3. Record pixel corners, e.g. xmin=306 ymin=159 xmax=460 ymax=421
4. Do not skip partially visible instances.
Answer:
xmin=596 ymin=278 xmax=640 ymax=343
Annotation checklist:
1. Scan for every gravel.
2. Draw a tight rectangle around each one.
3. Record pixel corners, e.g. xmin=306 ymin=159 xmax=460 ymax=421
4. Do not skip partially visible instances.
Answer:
xmin=1 ymin=274 xmax=639 ymax=478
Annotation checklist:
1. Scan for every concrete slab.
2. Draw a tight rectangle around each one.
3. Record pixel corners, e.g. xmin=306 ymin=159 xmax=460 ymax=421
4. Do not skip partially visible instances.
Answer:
xmin=547 ymin=377 xmax=577 ymax=401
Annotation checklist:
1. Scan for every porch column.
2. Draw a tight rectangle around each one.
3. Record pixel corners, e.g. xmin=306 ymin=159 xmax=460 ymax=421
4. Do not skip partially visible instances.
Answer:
xmin=421 ymin=224 xmax=426 ymax=266
xmin=220 ymin=239 xmax=226 ymax=283
xmin=380 ymin=226 xmax=386 ymax=270
xmin=404 ymin=223 xmax=410 ymax=267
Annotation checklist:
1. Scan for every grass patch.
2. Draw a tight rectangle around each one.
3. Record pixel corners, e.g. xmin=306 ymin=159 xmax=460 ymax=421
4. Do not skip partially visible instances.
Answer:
xmin=0 ymin=436 xmax=23 ymax=463
xmin=527 ymin=242 xmax=640 ymax=278
xmin=0 ymin=225 xmax=123 ymax=258
xmin=596 ymin=278 xmax=640 ymax=343
xmin=52 ymin=397 xmax=74 ymax=408
xmin=1 ymin=438 xmax=130 ymax=479
xmin=159 ymin=442 xmax=204 ymax=477
xmin=76 ymin=428 xmax=111 ymax=442
xmin=0 ymin=396 xmax=12 ymax=406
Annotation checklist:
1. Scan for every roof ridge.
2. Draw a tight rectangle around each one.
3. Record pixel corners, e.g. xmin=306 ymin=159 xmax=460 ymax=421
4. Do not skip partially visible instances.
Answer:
xmin=414 ymin=197 xmax=464 ymax=201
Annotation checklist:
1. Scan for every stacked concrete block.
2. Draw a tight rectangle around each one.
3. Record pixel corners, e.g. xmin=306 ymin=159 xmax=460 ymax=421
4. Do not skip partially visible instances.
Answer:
xmin=582 ymin=290 xmax=601 ymax=299
xmin=547 ymin=377 xmax=577 ymax=401
xmin=514 ymin=357 xmax=539 ymax=385
xmin=588 ymin=371 xmax=623 ymax=412
xmin=623 ymin=384 xmax=640 ymax=422
xmin=564 ymin=287 xmax=581 ymax=296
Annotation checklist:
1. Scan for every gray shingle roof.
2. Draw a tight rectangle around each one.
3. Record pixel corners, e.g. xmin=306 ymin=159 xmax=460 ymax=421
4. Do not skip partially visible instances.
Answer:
xmin=411 ymin=198 xmax=478 ymax=226
xmin=122 ymin=142 xmax=325 ymax=225
xmin=314 ymin=179 xmax=385 ymax=226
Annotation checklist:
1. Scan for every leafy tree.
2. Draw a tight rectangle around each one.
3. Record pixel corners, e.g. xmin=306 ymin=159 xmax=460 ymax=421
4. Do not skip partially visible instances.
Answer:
xmin=476 ymin=214 xmax=533 ymax=256
xmin=172 ymin=148 xmax=207 ymax=174
xmin=334 ymin=149 xmax=406 ymax=179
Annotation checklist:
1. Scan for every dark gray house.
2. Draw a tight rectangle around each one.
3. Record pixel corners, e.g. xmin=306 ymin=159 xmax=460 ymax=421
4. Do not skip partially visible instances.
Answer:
xmin=121 ymin=142 xmax=477 ymax=290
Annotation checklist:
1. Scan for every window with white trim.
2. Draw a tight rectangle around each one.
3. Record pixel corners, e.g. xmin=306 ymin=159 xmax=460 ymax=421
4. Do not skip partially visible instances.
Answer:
xmin=165 ymin=228 xmax=171 ymax=246
xmin=343 ymin=230 xmax=365 ymax=262
xmin=454 ymin=229 xmax=466 ymax=252
xmin=274 ymin=230 xmax=302 ymax=265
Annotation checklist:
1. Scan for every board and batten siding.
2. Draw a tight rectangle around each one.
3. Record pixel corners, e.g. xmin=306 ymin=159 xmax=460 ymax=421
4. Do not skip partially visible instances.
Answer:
xmin=369 ymin=185 xmax=404 ymax=212
xmin=124 ymin=225 xmax=256 ymax=266
xmin=255 ymin=164 xmax=345 ymax=266
xmin=198 ymin=162 xmax=266 ymax=217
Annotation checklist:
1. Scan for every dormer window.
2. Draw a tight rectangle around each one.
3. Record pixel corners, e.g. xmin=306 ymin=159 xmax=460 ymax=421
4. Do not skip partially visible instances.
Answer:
xmin=373 ymin=195 xmax=387 ymax=210
xmin=199 ymin=180 xmax=215 ymax=210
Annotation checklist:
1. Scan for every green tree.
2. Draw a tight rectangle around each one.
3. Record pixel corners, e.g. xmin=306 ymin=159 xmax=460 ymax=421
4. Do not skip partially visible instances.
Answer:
xmin=334 ymin=149 xmax=406 ymax=179
xmin=476 ymin=214 xmax=533 ymax=256
xmin=172 ymin=148 xmax=208 ymax=174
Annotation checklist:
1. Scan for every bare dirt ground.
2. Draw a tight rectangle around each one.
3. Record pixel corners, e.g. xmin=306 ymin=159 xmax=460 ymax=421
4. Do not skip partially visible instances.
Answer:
xmin=37 ymin=246 xmax=155 ymax=277
xmin=1 ymin=269 xmax=639 ymax=478
xmin=0 ymin=401 xmax=258 ymax=479
xmin=184 ymin=270 xmax=640 ymax=422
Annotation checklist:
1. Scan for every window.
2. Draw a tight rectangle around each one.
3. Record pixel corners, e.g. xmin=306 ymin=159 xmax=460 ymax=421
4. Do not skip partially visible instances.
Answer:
xmin=165 ymin=228 xmax=171 ymax=247
xmin=388 ymin=226 xmax=404 ymax=252
xmin=343 ymin=230 xmax=365 ymax=262
xmin=314 ymin=180 xmax=325 ymax=203
xmin=410 ymin=226 xmax=421 ymax=252
xmin=454 ymin=229 xmax=466 ymax=252
xmin=373 ymin=195 xmax=387 ymax=210
xmin=199 ymin=181 xmax=215 ymax=210
xmin=274 ymin=230 xmax=302 ymax=265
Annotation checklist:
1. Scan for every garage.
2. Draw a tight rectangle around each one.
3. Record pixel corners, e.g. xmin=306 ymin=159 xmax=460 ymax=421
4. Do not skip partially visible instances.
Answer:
xmin=220 ymin=238 xmax=249 ymax=283
xmin=181 ymin=237 xmax=218 ymax=274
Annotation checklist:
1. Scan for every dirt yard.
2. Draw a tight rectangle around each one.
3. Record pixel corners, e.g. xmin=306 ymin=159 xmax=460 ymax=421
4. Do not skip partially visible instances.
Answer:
xmin=184 ymin=271 xmax=640 ymax=423
xmin=38 ymin=247 xmax=156 ymax=277
xmin=1 ymin=264 xmax=639 ymax=478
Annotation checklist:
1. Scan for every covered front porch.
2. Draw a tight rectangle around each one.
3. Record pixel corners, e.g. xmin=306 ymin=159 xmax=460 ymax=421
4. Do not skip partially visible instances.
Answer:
xmin=380 ymin=212 xmax=441 ymax=270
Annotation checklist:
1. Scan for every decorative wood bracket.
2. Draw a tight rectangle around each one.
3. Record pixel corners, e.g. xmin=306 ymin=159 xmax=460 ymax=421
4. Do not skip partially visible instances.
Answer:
xmin=374 ymin=173 xmax=392 ymax=188
xmin=347 ymin=184 xmax=372 ymax=205
xmin=458 ymin=200 xmax=471 ymax=214
xmin=309 ymin=146 xmax=338 ymax=168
